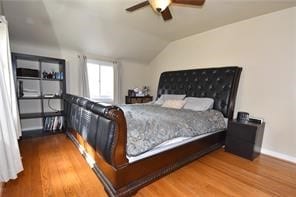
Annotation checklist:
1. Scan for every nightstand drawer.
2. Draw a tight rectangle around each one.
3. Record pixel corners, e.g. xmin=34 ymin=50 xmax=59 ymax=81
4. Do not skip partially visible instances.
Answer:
xmin=225 ymin=136 xmax=258 ymax=160
xmin=227 ymin=122 xmax=257 ymax=143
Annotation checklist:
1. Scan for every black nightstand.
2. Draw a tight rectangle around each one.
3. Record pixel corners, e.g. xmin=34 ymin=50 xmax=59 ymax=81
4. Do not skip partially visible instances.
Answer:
xmin=125 ymin=96 xmax=153 ymax=104
xmin=225 ymin=120 xmax=265 ymax=160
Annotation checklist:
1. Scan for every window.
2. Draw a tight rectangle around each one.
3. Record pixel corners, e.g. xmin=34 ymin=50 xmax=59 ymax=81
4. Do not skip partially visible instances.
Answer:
xmin=87 ymin=60 xmax=115 ymax=103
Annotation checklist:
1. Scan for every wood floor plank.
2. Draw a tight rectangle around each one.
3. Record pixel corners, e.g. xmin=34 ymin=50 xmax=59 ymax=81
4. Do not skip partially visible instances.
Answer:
xmin=212 ymin=150 xmax=296 ymax=189
xmin=199 ymin=151 xmax=296 ymax=196
xmin=61 ymin=137 xmax=106 ymax=196
xmin=41 ymin=137 xmax=67 ymax=197
xmin=39 ymin=137 xmax=58 ymax=196
xmin=188 ymin=161 xmax=270 ymax=196
xmin=0 ymin=182 xmax=3 ymax=196
xmin=29 ymin=139 xmax=43 ymax=196
xmin=2 ymin=134 xmax=296 ymax=197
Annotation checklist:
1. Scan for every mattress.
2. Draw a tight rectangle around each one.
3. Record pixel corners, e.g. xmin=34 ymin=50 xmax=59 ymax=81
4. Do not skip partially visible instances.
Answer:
xmin=127 ymin=129 xmax=224 ymax=163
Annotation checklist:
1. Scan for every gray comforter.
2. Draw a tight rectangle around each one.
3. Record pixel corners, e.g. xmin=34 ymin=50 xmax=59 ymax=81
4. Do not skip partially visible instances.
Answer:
xmin=119 ymin=104 xmax=226 ymax=157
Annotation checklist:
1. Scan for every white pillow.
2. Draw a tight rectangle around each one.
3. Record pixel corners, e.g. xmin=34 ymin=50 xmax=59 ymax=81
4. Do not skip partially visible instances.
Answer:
xmin=183 ymin=97 xmax=214 ymax=111
xmin=162 ymin=100 xmax=186 ymax=109
xmin=155 ymin=94 xmax=186 ymax=105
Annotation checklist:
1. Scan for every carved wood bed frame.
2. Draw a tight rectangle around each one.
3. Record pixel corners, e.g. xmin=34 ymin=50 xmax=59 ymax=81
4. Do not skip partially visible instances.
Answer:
xmin=63 ymin=66 xmax=242 ymax=196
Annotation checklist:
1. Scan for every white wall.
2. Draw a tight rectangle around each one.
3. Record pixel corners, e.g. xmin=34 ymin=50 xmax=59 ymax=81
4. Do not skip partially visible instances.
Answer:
xmin=120 ymin=60 xmax=150 ymax=102
xmin=149 ymin=7 xmax=296 ymax=159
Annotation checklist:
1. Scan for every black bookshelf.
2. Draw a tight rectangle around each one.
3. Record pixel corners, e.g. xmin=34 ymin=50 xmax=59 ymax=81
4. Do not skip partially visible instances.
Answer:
xmin=12 ymin=53 xmax=66 ymax=138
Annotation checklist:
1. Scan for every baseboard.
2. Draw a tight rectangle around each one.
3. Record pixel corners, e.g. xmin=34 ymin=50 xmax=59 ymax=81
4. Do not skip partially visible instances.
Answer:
xmin=261 ymin=148 xmax=296 ymax=164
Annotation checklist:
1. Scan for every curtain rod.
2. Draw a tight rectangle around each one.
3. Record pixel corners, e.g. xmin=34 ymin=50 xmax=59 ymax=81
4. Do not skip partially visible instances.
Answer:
xmin=0 ymin=0 xmax=5 ymax=16
xmin=78 ymin=54 xmax=118 ymax=64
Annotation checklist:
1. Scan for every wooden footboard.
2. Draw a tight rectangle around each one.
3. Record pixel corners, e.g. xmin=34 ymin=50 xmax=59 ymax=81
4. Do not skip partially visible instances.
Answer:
xmin=63 ymin=94 xmax=128 ymax=169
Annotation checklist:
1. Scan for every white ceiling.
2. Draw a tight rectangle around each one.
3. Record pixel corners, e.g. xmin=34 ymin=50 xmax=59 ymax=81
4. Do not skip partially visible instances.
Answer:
xmin=2 ymin=0 xmax=296 ymax=63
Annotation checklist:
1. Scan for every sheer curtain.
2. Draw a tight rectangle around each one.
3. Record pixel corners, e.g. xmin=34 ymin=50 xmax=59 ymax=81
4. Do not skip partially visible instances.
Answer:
xmin=0 ymin=16 xmax=23 ymax=182
xmin=113 ymin=61 xmax=121 ymax=104
xmin=78 ymin=55 xmax=90 ymax=97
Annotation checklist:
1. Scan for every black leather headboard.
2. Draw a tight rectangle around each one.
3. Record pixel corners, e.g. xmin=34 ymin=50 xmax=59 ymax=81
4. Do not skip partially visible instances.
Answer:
xmin=157 ymin=66 xmax=242 ymax=119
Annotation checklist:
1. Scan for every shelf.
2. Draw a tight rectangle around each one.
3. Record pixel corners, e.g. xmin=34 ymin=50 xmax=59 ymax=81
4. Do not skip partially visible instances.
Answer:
xmin=42 ymin=96 xmax=62 ymax=99
xmin=17 ymin=76 xmax=64 ymax=81
xmin=17 ymin=76 xmax=41 ymax=80
xmin=18 ymin=96 xmax=62 ymax=100
xmin=18 ymin=96 xmax=42 ymax=100
xmin=21 ymin=129 xmax=64 ymax=139
xmin=20 ymin=111 xmax=64 ymax=119
xmin=45 ymin=111 xmax=64 ymax=117
xmin=42 ymin=78 xmax=64 ymax=81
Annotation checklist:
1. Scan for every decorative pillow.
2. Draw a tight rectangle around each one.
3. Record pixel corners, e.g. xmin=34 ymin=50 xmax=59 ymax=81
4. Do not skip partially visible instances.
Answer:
xmin=183 ymin=97 xmax=214 ymax=111
xmin=161 ymin=100 xmax=186 ymax=109
xmin=155 ymin=94 xmax=186 ymax=105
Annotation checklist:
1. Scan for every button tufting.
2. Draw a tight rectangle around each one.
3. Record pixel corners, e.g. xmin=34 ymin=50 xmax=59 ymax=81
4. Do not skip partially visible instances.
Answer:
xmin=157 ymin=67 xmax=239 ymax=117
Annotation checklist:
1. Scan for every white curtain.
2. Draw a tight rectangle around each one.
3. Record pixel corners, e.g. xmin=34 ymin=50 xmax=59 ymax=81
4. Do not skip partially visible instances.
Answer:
xmin=79 ymin=55 xmax=90 ymax=98
xmin=113 ymin=61 xmax=121 ymax=104
xmin=0 ymin=16 xmax=23 ymax=182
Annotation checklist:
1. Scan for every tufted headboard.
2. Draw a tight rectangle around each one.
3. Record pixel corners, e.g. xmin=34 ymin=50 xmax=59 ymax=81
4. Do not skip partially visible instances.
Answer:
xmin=157 ymin=66 xmax=242 ymax=119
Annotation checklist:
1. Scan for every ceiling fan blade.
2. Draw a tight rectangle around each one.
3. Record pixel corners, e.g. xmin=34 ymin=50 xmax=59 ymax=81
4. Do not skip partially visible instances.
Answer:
xmin=126 ymin=1 xmax=150 ymax=12
xmin=172 ymin=0 xmax=205 ymax=6
xmin=161 ymin=7 xmax=173 ymax=21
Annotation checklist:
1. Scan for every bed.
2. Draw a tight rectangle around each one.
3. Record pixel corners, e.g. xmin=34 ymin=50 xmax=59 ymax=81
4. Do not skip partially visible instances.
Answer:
xmin=63 ymin=66 xmax=242 ymax=196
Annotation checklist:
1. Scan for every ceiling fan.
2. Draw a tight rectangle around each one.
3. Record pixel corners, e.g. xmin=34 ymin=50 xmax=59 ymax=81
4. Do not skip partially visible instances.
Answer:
xmin=126 ymin=0 xmax=205 ymax=21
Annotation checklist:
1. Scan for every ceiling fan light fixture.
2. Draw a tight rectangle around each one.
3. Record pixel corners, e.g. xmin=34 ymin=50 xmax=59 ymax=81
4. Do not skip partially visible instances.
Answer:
xmin=149 ymin=0 xmax=172 ymax=13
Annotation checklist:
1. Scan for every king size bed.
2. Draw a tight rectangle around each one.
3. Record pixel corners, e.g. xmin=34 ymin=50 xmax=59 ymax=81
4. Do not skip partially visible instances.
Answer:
xmin=63 ymin=66 xmax=242 ymax=196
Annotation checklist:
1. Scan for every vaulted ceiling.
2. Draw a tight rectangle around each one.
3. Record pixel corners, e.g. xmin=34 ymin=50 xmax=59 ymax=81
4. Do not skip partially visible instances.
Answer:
xmin=2 ymin=0 xmax=296 ymax=63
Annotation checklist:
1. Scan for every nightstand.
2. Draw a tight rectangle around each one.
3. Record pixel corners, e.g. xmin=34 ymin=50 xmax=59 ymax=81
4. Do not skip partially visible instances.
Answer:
xmin=225 ymin=119 xmax=265 ymax=160
xmin=125 ymin=96 xmax=153 ymax=104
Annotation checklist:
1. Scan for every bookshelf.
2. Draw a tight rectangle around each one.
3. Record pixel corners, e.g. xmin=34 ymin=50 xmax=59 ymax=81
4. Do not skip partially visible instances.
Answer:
xmin=12 ymin=53 xmax=66 ymax=138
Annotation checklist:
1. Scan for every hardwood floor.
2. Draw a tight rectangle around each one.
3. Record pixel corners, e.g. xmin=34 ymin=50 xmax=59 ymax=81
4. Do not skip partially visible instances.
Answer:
xmin=0 ymin=183 xmax=3 ymax=196
xmin=1 ymin=134 xmax=296 ymax=197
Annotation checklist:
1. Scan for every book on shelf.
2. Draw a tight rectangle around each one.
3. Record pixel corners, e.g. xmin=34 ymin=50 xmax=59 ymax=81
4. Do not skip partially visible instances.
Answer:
xmin=50 ymin=117 xmax=55 ymax=131
xmin=44 ymin=116 xmax=64 ymax=132
xmin=59 ymin=117 xmax=63 ymax=130
xmin=53 ymin=116 xmax=59 ymax=131
xmin=44 ymin=117 xmax=49 ymax=131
